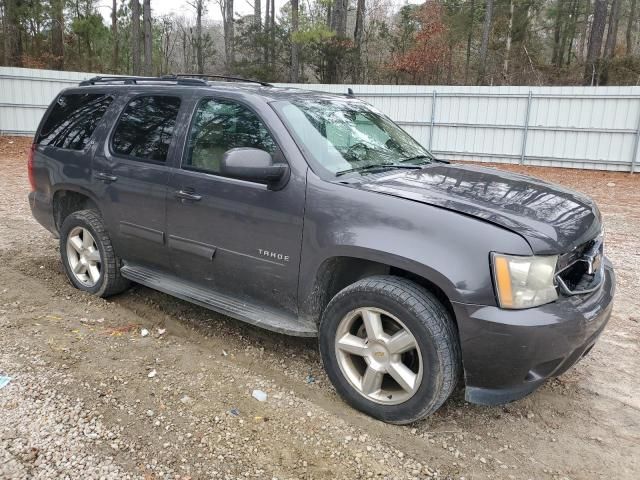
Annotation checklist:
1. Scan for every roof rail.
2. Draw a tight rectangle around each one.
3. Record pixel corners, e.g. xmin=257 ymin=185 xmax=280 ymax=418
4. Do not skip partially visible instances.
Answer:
xmin=174 ymin=73 xmax=272 ymax=87
xmin=79 ymin=75 xmax=207 ymax=86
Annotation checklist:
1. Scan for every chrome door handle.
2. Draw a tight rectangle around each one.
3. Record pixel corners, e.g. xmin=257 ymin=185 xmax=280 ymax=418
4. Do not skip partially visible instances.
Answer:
xmin=175 ymin=190 xmax=202 ymax=201
xmin=94 ymin=172 xmax=118 ymax=183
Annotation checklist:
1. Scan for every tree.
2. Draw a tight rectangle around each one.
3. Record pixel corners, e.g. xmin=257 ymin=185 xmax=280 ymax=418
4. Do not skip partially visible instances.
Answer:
xmin=188 ymin=0 xmax=207 ymax=73
xmin=503 ymin=0 xmax=514 ymax=80
xmin=390 ymin=2 xmax=449 ymax=83
xmin=477 ymin=0 xmax=493 ymax=85
xmin=291 ymin=0 xmax=300 ymax=82
xmin=464 ymin=0 xmax=475 ymax=84
xmin=354 ymin=0 xmax=365 ymax=82
xmin=223 ymin=0 xmax=235 ymax=70
xmin=4 ymin=0 xmax=23 ymax=66
xmin=584 ymin=0 xmax=608 ymax=85
xmin=111 ymin=0 xmax=118 ymax=73
xmin=131 ymin=0 xmax=141 ymax=74
xmin=143 ymin=0 xmax=152 ymax=75
xmin=627 ymin=0 xmax=637 ymax=56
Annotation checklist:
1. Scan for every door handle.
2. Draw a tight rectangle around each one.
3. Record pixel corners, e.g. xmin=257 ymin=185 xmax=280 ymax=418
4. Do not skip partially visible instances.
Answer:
xmin=175 ymin=189 xmax=202 ymax=201
xmin=94 ymin=171 xmax=118 ymax=183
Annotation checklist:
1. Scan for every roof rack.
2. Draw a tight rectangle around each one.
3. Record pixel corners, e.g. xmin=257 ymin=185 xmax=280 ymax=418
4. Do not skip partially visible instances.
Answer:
xmin=173 ymin=73 xmax=272 ymax=87
xmin=79 ymin=74 xmax=272 ymax=88
xmin=79 ymin=75 xmax=207 ymax=86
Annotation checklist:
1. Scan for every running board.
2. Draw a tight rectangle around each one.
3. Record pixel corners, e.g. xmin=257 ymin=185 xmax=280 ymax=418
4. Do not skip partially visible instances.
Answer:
xmin=120 ymin=264 xmax=317 ymax=337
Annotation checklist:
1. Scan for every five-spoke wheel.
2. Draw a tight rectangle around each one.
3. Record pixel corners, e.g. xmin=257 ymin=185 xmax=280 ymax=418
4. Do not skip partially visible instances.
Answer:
xmin=66 ymin=226 xmax=102 ymax=287
xmin=59 ymin=209 xmax=130 ymax=297
xmin=319 ymin=276 xmax=460 ymax=424
xmin=335 ymin=307 xmax=422 ymax=404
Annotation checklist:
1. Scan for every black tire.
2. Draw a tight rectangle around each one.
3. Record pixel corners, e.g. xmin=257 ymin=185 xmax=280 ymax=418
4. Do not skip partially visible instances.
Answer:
xmin=59 ymin=209 xmax=130 ymax=297
xmin=319 ymin=276 xmax=460 ymax=424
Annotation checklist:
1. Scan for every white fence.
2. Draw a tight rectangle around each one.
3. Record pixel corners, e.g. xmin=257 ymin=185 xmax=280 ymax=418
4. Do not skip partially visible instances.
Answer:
xmin=1 ymin=66 xmax=639 ymax=172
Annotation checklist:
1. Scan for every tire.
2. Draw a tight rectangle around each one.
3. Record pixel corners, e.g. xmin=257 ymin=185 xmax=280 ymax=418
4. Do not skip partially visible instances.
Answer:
xmin=319 ymin=276 xmax=460 ymax=424
xmin=59 ymin=209 xmax=130 ymax=297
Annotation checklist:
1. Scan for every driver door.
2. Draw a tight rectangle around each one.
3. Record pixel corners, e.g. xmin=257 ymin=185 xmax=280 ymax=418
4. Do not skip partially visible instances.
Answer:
xmin=165 ymin=97 xmax=305 ymax=315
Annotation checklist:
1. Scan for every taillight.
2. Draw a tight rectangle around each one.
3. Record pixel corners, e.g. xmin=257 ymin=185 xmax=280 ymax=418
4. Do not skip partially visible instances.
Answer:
xmin=28 ymin=143 xmax=36 ymax=192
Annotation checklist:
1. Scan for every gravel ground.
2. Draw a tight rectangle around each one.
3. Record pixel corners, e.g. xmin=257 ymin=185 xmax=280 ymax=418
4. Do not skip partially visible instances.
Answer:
xmin=0 ymin=136 xmax=639 ymax=480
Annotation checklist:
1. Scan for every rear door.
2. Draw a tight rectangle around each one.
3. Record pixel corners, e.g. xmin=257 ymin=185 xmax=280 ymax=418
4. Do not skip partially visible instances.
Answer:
xmin=92 ymin=93 xmax=184 ymax=271
xmin=165 ymin=96 xmax=306 ymax=315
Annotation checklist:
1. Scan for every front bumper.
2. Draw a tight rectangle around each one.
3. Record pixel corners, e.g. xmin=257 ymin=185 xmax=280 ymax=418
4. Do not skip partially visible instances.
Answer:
xmin=453 ymin=258 xmax=615 ymax=406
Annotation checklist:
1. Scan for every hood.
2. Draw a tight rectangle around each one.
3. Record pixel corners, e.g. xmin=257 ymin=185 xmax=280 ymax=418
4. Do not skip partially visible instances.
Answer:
xmin=354 ymin=163 xmax=601 ymax=254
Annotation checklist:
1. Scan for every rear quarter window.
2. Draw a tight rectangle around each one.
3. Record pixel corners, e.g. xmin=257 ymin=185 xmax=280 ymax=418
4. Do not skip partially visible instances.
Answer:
xmin=37 ymin=93 xmax=113 ymax=150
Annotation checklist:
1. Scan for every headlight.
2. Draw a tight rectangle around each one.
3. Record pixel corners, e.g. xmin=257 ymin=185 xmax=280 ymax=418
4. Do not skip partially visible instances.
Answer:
xmin=491 ymin=253 xmax=558 ymax=309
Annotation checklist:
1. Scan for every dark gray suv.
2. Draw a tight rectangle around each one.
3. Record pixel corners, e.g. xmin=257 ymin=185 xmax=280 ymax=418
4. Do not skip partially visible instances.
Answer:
xmin=28 ymin=75 xmax=615 ymax=424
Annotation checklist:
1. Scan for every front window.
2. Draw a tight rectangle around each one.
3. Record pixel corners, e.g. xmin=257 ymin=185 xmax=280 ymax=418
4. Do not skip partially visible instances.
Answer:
xmin=184 ymin=98 xmax=276 ymax=174
xmin=273 ymin=98 xmax=433 ymax=176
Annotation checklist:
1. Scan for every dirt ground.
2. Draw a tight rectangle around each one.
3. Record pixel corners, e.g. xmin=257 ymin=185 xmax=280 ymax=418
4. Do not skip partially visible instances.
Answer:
xmin=0 ymin=136 xmax=638 ymax=480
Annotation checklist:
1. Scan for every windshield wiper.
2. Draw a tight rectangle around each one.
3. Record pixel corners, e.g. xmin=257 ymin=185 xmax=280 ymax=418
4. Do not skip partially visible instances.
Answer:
xmin=336 ymin=163 xmax=424 ymax=177
xmin=400 ymin=154 xmax=433 ymax=164
xmin=402 ymin=154 xmax=449 ymax=164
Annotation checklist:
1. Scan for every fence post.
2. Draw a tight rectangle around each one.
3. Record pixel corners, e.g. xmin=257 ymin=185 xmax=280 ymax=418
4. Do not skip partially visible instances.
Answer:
xmin=631 ymin=100 xmax=640 ymax=173
xmin=429 ymin=90 xmax=437 ymax=151
xmin=520 ymin=90 xmax=532 ymax=165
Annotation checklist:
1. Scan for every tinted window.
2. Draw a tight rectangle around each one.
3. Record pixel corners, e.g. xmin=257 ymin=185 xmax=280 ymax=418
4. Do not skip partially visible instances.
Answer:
xmin=111 ymin=96 xmax=181 ymax=162
xmin=38 ymin=93 xmax=113 ymax=150
xmin=184 ymin=99 xmax=276 ymax=174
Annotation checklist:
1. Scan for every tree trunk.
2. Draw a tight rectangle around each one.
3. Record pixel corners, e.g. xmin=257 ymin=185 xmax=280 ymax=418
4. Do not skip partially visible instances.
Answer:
xmin=503 ymin=0 xmax=513 ymax=80
xmin=331 ymin=0 xmax=348 ymax=37
xmin=51 ymin=0 xmax=65 ymax=70
xmin=269 ymin=0 xmax=275 ymax=67
xmin=464 ymin=0 xmax=475 ymax=85
xmin=627 ymin=0 xmax=637 ymax=55
xmin=290 ymin=0 xmax=299 ymax=82
xmin=196 ymin=1 xmax=203 ymax=73
xmin=111 ymin=0 xmax=118 ymax=72
xmin=601 ymin=0 xmax=621 ymax=85
xmin=223 ymin=0 xmax=235 ymax=71
xmin=552 ymin=0 xmax=563 ymax=66
xmin=264 ymin=0 xmax=270 ymax=65
xmin=578 ymin=0 xmax=592 ymax=62
xmin=476 ymin=0 xmax=494 ymax=85
xmin=131 ymin=0 xmax=141 ymax=75
xmin=565 ymin=0 xmax=579 ymax=66
xmin=143 ymin=0 xmax=152 ymax=75
xmin=583 ymin=0 xmax=607 ymax=85
xmin=4 ymin=0 xmax=23 ymax=67
xmin=604 ymin=0 xmax=620 ymax=59
xmin=254 ymin=0 xmax=261 ymax=29
xmin=353 ymin=0 xmax=365 ymax=82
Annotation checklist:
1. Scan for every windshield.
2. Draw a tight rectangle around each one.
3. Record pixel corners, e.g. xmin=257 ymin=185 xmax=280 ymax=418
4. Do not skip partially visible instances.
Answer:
xmin=273 ymin=98 xmax=433 ymax=176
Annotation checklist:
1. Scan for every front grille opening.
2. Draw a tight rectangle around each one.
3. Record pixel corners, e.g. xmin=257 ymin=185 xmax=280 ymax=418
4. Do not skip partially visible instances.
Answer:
xmin=557 ymin=259 xmax=592 ymax=291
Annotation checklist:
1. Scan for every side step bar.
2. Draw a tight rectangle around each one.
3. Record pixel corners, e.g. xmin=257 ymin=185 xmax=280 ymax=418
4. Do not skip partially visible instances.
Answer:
xmin=121 ymin=264 xmax=317 ymax=337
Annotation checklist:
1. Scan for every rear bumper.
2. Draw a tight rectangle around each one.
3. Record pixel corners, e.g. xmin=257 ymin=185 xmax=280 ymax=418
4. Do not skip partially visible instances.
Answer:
xmin=28 ymin=191 xmax=57 ymax=237
xmin=453 ymin=258 xmax=615 ymax=406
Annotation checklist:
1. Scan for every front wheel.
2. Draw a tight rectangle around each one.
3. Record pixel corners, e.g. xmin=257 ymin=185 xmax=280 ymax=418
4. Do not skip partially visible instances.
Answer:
xmin=319 ymin=276 xmax=460 ymax=424
xmin=59 ymin=209 xmax=130 ymax=297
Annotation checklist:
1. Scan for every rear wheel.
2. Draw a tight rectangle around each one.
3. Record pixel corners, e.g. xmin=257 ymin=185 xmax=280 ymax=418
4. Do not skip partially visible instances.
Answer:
xmin=319 ymin=276 xmax=460 ymax=424
xmin=59 ymin=209 xmax=130 ymax=297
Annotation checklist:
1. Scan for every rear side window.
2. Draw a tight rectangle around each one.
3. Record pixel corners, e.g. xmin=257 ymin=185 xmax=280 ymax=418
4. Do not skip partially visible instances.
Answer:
xmin=111 ymin=95 xmax=181 ymax=162
xmin=37 ymin=93 xmax=113 ymax=150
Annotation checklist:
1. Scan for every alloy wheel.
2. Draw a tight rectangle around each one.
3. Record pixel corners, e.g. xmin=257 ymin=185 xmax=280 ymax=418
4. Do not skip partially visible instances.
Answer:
xmin=66 ymin=226 xmax=102 ymax=287
xmin=334 ymin=307 xmax=423 ymax=405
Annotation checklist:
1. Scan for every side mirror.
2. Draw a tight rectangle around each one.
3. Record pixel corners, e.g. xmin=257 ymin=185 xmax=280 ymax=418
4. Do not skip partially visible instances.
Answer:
xmin=220 ymin=148 xmax=289 ymax=189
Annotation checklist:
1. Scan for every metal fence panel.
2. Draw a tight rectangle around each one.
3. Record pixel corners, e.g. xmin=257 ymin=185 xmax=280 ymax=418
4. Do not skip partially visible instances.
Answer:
xmin=1 ymin=67 xmax=639 ymax=172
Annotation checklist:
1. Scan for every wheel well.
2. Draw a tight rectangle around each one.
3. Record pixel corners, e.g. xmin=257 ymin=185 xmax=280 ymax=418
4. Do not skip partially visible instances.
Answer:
xmin=310 ymin=257 xmax=456 ymax=326
xmin=53 ymin=190 xmax=99 ymax=232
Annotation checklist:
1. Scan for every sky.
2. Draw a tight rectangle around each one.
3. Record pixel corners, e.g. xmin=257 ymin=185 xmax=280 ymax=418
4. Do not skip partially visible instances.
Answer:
xmin=97 ymin=0 xmax=419 ymax=23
